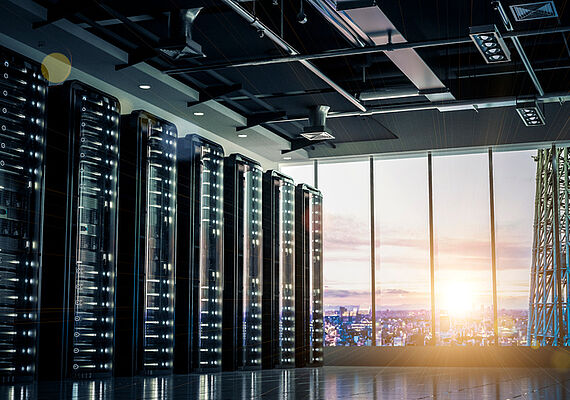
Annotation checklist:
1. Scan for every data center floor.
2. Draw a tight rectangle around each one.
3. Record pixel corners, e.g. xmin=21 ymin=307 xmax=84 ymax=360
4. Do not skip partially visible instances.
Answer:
xmin=3 ymin=366 xmax=570 ymax=399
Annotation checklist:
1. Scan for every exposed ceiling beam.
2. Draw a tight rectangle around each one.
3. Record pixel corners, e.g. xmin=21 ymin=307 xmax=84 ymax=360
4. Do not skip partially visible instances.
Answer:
xmin=236 ymin=111 xmax=287 ymax=131
xmin=219 ymin=0 xmax=366 ymax=112
xmin=163 ymin=26 xmax=570 ymax=75
xmin=187 ymin=83 xmax=243 ymax=106
xmin=266 ymin=92 xmax=570 ymax=123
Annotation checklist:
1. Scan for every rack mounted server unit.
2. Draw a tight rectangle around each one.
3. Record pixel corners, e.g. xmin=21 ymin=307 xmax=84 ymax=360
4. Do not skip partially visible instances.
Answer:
xmin=262 ymin=170 xmax=295 ymax=369
xmin=0 ymin=47 xmax=47 ymax=383
xmin=175 ymin=134 xmax=224 ymax=373
xmin=223 ymin=154 xmax=263 ymax=371
xmin=39 ymin=81 xmax=120 ymax=379
xmin=295 ymin=184 xmax=323 ymax=368
xmin=116 ymin=111 xmax=177 ymax=376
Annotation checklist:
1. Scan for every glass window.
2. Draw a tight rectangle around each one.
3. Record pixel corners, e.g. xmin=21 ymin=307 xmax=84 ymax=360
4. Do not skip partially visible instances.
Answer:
xmin=433 ymin=153 xmax=493 ymax=346
xmin=374 ymin=156 xmax=431 ymax=346
xmin=494 ymin=149 xmax=535 ymax=346
xmin=319 ymin=161 xmax=372 ymax=346
xmin=279 ymin=164 xmax=314 ymax=187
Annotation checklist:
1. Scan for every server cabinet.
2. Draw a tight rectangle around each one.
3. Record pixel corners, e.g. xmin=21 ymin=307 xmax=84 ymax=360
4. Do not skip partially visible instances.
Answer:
xmin=262 ymin=170 xmax=295 ymax=369
xmin=39 ymin=81 xmax=120 ymax=379
xmin=175 ymin=134 xmax=224 ymax=373
xmin=116 ymin=111 xmax=176 ymax=376
xmin=223 ymin=154 xmax=263 ymax=371
xmin=294 ymin=184 xmax=323 ymax=368
xmin=0 ymin=47 xmax=47 ymax=382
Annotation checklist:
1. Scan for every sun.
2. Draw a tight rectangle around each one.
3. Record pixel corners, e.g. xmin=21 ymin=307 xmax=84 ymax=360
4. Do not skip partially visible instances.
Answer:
xmin=442 ymin=282 xmax=475 ymax=316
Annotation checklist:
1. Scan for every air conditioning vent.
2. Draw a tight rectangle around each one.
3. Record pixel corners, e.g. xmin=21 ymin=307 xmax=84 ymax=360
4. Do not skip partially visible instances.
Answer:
xmin=510 ymin=1 xmax=558 ymax=22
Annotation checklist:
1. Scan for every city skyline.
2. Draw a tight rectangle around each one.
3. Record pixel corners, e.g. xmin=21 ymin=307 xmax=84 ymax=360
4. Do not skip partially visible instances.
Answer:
xmin=282 ymin=149 xmax=536 ymax=312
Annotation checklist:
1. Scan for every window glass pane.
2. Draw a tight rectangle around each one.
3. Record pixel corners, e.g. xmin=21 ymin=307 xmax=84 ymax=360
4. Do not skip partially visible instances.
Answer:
xmin=494 ymin=149 xmax=535 ymax=345
xmin=320 ymin=161 xmax=371 ymax=346
xmin=279 ymin=164 xmax=314 ymax=187
xmin=374 ymin=156 xmax=431 ymax=346
xmin=433 ymin=153 xmax=493 ymax=346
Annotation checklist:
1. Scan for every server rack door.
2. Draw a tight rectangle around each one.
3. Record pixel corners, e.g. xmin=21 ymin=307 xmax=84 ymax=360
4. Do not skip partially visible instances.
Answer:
xmin=310 ymin=192 xmax=323 ymax=366
xmin=175 ymin=135 xmax=224 ymax=373
xmin=116 ymin=111 xmax=177 ymax=376
xmin=295 ymin=184 xmax=323 ymax=368
xmin=40 ymin=81 xmax=119 ymax=380
xmin=0 ymin=47 xmax=47 ymax=383
xmin=223 ymin=155 xmax=263 ymax=371
xmin=262 ymin=171 xmax=295 ymax=369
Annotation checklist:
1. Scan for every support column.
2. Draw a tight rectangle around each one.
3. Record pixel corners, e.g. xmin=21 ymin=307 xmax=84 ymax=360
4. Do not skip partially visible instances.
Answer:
xmin=488 ymin=148 xmax=499 ymax=345
xmin=369 ymin=156 xmax=377 ymax=346
xmin=428 ymin=153 xmax=436 ymax=345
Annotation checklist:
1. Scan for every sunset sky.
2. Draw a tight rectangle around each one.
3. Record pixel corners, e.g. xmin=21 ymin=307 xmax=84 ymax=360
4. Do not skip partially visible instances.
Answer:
xmin=281 ymin=149 xmax=536 ymax=312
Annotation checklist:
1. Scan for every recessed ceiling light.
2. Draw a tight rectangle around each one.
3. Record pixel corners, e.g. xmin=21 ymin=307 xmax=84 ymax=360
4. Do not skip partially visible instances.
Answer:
xmin=237 ymin=134 xmax=248 ymax=138
xmin=193 ymin=112 xmax=204 ymax=116
xmin=138 ymin=84 xmax=151 ymax=90
xmin=283 ymin=156 xmax=292 ymax=160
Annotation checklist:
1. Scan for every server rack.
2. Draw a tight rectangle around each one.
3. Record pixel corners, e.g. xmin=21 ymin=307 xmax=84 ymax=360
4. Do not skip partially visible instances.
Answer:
xmin=223 ymin=154 xmax=263 ymax=371
xmin=39 ymin=81 xmax=120 ymax=379
xmin=116 ymin=111 xmax=177 ymax=376
xmin=175 ymin=134 xmax=224 ymax=373
xmin=294 ymin=184 xmax=323 ymax=368
xmin=0 ymin=47 xmax=47 ymax=382
xmin=262 ymin=170 xmax=295 ymax=369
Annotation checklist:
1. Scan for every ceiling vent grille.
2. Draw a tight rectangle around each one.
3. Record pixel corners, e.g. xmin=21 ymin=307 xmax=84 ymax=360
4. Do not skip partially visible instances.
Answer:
xmin=510 ymin=1 xmax=558 ymax=21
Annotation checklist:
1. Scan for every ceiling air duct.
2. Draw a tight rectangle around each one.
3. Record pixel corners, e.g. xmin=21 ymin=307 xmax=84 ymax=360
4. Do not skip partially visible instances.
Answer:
xmin=160 ymin=8 xmax=205 ymax=60
xmin=301 ymin=105 xmax=335 ymax=140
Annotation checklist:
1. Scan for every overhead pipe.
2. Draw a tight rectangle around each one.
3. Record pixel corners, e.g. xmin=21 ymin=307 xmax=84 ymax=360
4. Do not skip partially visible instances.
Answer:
xmin=219 ymin=0 xmax=366 ymax=112
xmin=267 ymin=91 xmax=570 ymax=123
xmin=493 ymin=1 xmax=544 ymax=96
xmin=164 ymin=25 xmax=570 ymax=75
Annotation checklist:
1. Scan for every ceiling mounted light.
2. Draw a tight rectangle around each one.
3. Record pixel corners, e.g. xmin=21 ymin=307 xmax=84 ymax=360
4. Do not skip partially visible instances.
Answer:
xmin=193 ymin=111 xmax=204 ymax=116
xmin=238 ymin=133 xmax=248 ymax=138
xmin=469 ymin=25 xmax=511 ymax=64
xmin=283 ymin=156 xmax=292 ymax=160
xmin=516 ymin=99 xmax=545 ymax=126
xmin=301 ymin=105 xmax=335 ymax=141
xmin=138 ymin=84 xmax=151 ymax=90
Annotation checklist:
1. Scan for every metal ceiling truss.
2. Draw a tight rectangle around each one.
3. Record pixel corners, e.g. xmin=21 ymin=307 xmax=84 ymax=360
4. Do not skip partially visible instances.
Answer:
xmin=528 ymin=146 xmax=570 ymax=346
xmin=163 ymin=25 xmax=570 ymax=75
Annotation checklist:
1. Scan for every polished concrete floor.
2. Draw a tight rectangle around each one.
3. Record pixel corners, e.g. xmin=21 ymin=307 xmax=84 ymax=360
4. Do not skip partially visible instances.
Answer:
xmin=2 ymin=366 xmax=570 ymax=399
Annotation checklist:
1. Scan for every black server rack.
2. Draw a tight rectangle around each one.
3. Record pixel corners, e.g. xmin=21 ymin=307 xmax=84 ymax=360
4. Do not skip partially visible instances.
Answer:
xmin=39 ymin=81 xmax=120 ymax=379
xmin=175 ymin=134 xmax=224 ymax=373
xmin=0 ymin=47 xmax=47 ymax=382
xmin=223 ymin=154 xmax=263 ymax=371
xmin=262 ymin=170 xmax=295 ymax=369
xmin=294 ymin=184 xmax=323 ymax=368
xmin=116 ymin=111 xmax=177 ymax=376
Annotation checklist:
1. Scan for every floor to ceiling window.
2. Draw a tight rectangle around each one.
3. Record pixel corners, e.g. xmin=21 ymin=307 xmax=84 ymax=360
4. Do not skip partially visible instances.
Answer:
xmin=318 ymin=160 xmax=372 ymax=346
xmin=374 ymin=156 xmax=431 ymax=346
xmin=432 ymin=153 xmax=494 ymax=346
xmin=493 ymin=150 xmax=536 ymax=345
xmin=280 ymin=146 xmax=542 ymax=349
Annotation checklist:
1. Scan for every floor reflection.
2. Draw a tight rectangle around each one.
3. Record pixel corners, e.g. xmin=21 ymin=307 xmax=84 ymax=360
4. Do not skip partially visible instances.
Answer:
xmin=1 ymin=366 xmax=570 ymax=399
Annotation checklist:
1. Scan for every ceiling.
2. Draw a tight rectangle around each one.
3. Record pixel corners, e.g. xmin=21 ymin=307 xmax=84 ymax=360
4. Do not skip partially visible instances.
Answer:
xmin=3 ymin=0 xmax=570 ymax=161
